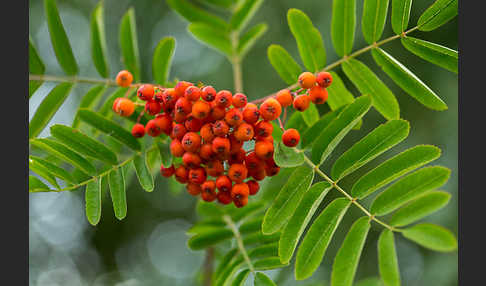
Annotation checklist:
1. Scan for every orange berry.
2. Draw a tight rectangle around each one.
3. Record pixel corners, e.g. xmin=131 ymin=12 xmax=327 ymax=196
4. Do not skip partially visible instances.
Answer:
xmin=175 ymin=97 xmax=192 ymax=116
xmin=233 ymin=195 xmax=248 ymax=208
xmin=259 ymin=98 xmax=282 ymax=121
xmin=298 ymin=72 xmax=316 ymax=89
xmin=184 ymin=114 xmax=203 ymax=132
xmin=234 ymin=123 xmax=254 ymax=141
xmin=293 ymin=94 xmax=311 ymax=111
xmin=249 ymin=167 xmax=266 ymax=181
xmin=215 ymin=90 xmax=232 ymax=108
xmin=282 ymin=128 xmax=300 ymax=147
xmin=174 ymin=111 xmax=187 ymax=124
xmin=186 ymin=183 xmax=201 ymax=196
xmin=155 ymin=113 xmax=173 ymax=135
xmin=154 ymin=88 xmax=164 ymax=103
xmin=232 ymin=93 xmax=248 ymax=108
xmin=192 ymin=100 xmax=211 ymax=119
xmin=228 ymin=164 xmax=248 ymax=183
xmin=206 ymin=160 xmax=224 ymax=177
xmin=175 ymin=165 xmax=189 ymax=183
xmin=131 ymin=123 xmax=145 ymax=138
xmin=316 ymin=71 xmax=333 ymax=88
xmin=216 ymin=175 xmax=232 ymax=193
xmin=200 ymin=123 xmax=215 ymax=142
xmin=242 ymin=103 xmax=260 ymax=124
xmin=247 ymin=180 xmax=260 ymax=195
xmin=182 ymin=152 xmax=202 ymax=168
xmin=308 ymin=85 xmax=328 ymax=104
xmin=160 ymin=164 xmax=175 ymax=177
xmin=225 ymin=108 xmax=243 ymax=126
xmin=212 ymin=120 xmax=230 ymax=137
xmin=162 ymin=88 xmax=179 ymax=108
xmin=200 ymin=143 xmax=216 ymax=161
xmin=254 ymin=120 xmax=273 ymax=139
xmin=171 ymin=123 xmax=187 ymax=140
xmin=184 ymin=86 xmax=201 ymax=101
xmin=189 ymin=167 xmax=207 ymax=184
xmin=245 ymin=152 xmax=262 ymax=171
xmin=175 ymin=81 xmax=193 ymax=98
xmin=275 ymin=89 xmax=293 ymax=107
xmin=255 ymin=140 xmax=274 ymax=159
xmin=145 ymin=119 xmax=162 ymax=137
xmin=114 ymin=98 xmax=135 ymax=117
xmin=182 ymin=132 xmax=201 ymax=152
xmin=264 ymin=157 xmax=280 ymax=176
xmin=209 ymin=102 xmax=226 ymax=121
xmin=229 ymin=148 xmax=246 ymax=165
xmin=217 ymin=191 xmax=232 ymax=205
xmin=231 ymin=182 xmax=250 ymax=198
xmin=212 ymin=137 xmax=230 ymax=156
xmin=170 ymin=139 xmax=185 ymax=157
xmin=201 ymin=85 xmax=217 ymax=102
xmin=116 ymin=70 xmax=133 ymax=87
xmin=137 ymin=84 xmax=155 ymax=101
xmin=201 ymin=181 xmax=217 ymax=202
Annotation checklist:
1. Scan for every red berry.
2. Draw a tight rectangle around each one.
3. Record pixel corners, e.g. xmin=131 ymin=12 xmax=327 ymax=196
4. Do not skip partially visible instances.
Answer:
xmin=259 ymin=98 xmax=282 ymax=121
xmin=160 ymin=164 xmax=175 ymax=177
xmin=131 ymin=123 xmax=145 ymax=138
xmin=316 ymin=71 xmax=333 ymax=88
xmin=215 ymin=90 xmax=232 ymax=108
xmin=201 ymin=85 xmax=217 ymax=102
xmin=137 ymin=84 xmax=155 ymax=101
xmin=232 ymin=93 xmax=248 ymax=108
xmin=247 ymin=180 xmax=260 ymax=195
xmin=282 ymin=128 xmax=300 ymax=147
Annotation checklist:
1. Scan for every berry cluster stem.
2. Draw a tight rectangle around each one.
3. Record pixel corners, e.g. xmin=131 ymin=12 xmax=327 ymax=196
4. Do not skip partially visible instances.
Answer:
xmin=223 ymin=214 xmax=255 ymax=273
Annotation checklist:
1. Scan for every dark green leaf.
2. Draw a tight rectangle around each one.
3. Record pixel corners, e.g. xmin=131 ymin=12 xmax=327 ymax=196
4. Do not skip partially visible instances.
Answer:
xmin=273 ymin=141 xmax=304 ymax=168
xmin=214 ymin=248 xmax=238 ymax=278
xmin=242 ymin=232 xmax=281 ymax=246
xmin=331 ymin=217 xmax=371 ymax=286
xmin=119 ymin=8 xmax=141 ymax=81
xmin=402 ymin=223 xmax=457 ymax=252
xmin=231 ymin=269 xmax=250 ymax=286
xmin=287 ymin=8 xmax=326 ymax=72
xmin=29 ymin=175 xmax=52 ymax=192
xmin=90 ymin=2 xmax=109 ymax=78
xmin=301 ymin=104 xmax=319 ymax=126
xmin=215 ymin=257 xmax=245 ymax=286
xmin=238 ymin=216 xmax=263 ymax=234
xmin=372 ymin=48 xmax=447 ymax=110
xmin=351 ymin=145 xmax=441 ymax=199
xmin=188 ymin=23 xmax=232 ymax=56
xmin=331 ymin=0 xmax=357 ymax=57
xmin=267 ymin=44 xmax=302 ymax=85
xmin=356 ymin=277 xmax=385 ymax=286
xmin=301 ymin=106 xmax=345 ymax=148
xmin=78 ymin=109 xmax=142 ymax=151
xmin=203 ymin=0 xmax=234 ymax=8
xmin=261 ymin=167 xmax=296 ymax=202
xmin=248 ymin=243 xmax=279 ymax=259
xmin=295 ymin=198 xmax=351 ymax=280
xmin=254 ymin=272 xmax=276 ymax=286
xmin=29 ymin=83 xmax=74 ymax=138
xmin=401 ymin=36 xmax=457 ymax=73
xmin=153 ymin=37 xmax=176 ymax=85
xmin=391 ymin=0 xmax=412 ymax=34
xmin=262 ymin=166 xmax=314 ymax=234
xmin=285 ymin=111 xmax=308 ymax=133
xmin=331 ymin=119 xmax=410 ymax=180
xmin=362 ymin=0 xmax=390 ymax=44
xmin=390 ymin=190 xmax=451 ymax=227
xmin=326 ymin=71 xmax=355 ymax=111
xmin=253 ymin=257 xmax=288 ymax=270
xmin=29 ymin=36 xmax=45 ymax=98
xmin=167 ymin=0 xmax=227 ymax=29
xmin=29 ymin=155 xmax=75 ymax=184
xmin=378 ymin=230 xmax=401 ymax=286
xmin=370 ymin=166 xmax=451 ymax=216
xmin=271 ymin=121 xmax=283 ymax=143
xmin=230 ymin=0 xmax=264 ymax=31
xmin=44 ymin=0 xmax=78 ymax=75
xmin=342 ymin=58 xmax=399 ymax=120
xmin=417 ymin=0 xmax=457 ymax=31
xmin=187 ymin=228 xmax=233 ymax=250
xmin=279 ymin=182 xmax=332 ymax=264
xmin=72 ymin=85 xmax=107 ymax=128
xmin=237 ymin=23 xmax=267 ymax=58
xmin=230 ymin=200 xmax=265 ymax=222
xmin=85 ymin=177 xmax=102 ymax=225
xmin=311 ymin=95 xmax=372 ymax=165
xmin=157 ymin=138 xmax=173 ymax=167
xmin=133 ymin=153 xmax=155 ymax=192
xmin=29 ymin=157 xmax=60 ymax=189
xmin=108 ymin=167 xmax=127 ymax=220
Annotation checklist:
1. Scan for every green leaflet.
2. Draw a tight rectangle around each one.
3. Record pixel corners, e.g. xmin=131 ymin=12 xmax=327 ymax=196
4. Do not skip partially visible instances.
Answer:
xmin=239 ymin=216 xmax=263 ymax=234
xmin=301 ymin=103 xmax=319 ymax=126
xmin=286 ymin=111 xmax=308 ymax=132
xmin=261 ymin=167 xmax=296 ymax=202
xmin=390 ymin=190 xmax=451 ymax=227
xmin=29 ymin=37 xmax=45 ymax=98
xmin=108 ymin=167 xmax=127 ymax=220
xmin=331 ymin=0 xmax=356 ymax=57
xmin=267 ymin=44 xmax=302 ymax=85
xmin=237 ymin=23 xmax=268 ymax=58
xmin=29 ymin=175 xmax=51 ymax=192
xmin=133 ymin=153 xmax=154 ymax=192
xmin=370 ymin=166 xmax=451 ymax=216
xmin=372 ymin=48 xmax=448 ymax=110
xmin=187 ymin=220 xmax=226 ymax=235
xmin=391 ymin=0 xmax=412 ymax=34
xmin=203 ymin=0 xmax=233 ymax=8
xmin=271 ymin=121 xmax=283 ymax=143
xmin=401 ymin=36 xmax=457 ymax=73
xmin=72 ymin=85 xmax=107 ymax=128
xmin=326 ymin=72 xmax=355 ymax=111
xmin=402 ymin=223 xmax=457 ymax=252
xmin=331 ymin=217 xmax=371 ymax=286
xmin=287 ymin=8 xmax=326 ymax=72
xmin=279 ymin=182 xmax=332 ymax=264
xmin=273 ymin=141 xmax=304 ymax=168
xmin=152 ymin=37 xmax=176 ymax=85
xmin=311 ymin=95 xmax=372 ymax=165
xmin=417 ymin=0 xmax=457 ymax=31
xmin=295 ymin=198 xmax=351 ymax=280
xmin=90 ymin=2 xmax=109 ymax=78
xmin=44 ymin=0 xmax=78 ymax=75
xmin=342 ymin=58 xmax=399 ymax=120
xmin=156 ymin=137 xmax=173 ymax=167
xmin=188 ymin=23 xmax=232 ymax=56
xmin=230 ymin=200 xmax=265 ymax=222
xmin=253 ymin=257 xmax=288 ymax=270
xmin=248 ymin=243 xmax=279 ymax=259
xmin=214 ymin=257 xmax=245 ymax=286
xmin=331 ymin=119 xmax=410 ymax=181
xmin=29 ymin=155 xmax=75 ymax=184
xmin=214 ymin=248 xmax=238 ymax=278
xmin=356 ymin=277 xmax=385 ymax=286
xmin=362 ymin=0 xmax=390 ymax=44
xmin=262 ymin=166 xmax=314 ymax=234
xmin=243 ymin=232 xmax=281 ymax=246
xmin=78 ymin=109 xmax=142 ymax=151
xmin=167 ymin=0 xmax=227 ymax=30
xmin=231 ymin=269 xmax=250 ymax=286
xmin=30 ymin=138 xmax=96 ymax=176
xmin=119 ymin=8 xmax=141 ymax=81
xmin=351 ymin=145 xmax=441 ymax=199
xmin=50 ymin=124 xmax=118 ymax=165
xmin=187 ymin=228 xmax=233 ymax=250
xmin=254 ymin=272 xmax=276 ymax=286
xmin=29 ymin=157 xmax=60 ymax=189
xmin=378 ymin=230 xmax=401 ymax=286
xmin=85 ymin=177 xmax=102 ymax=226
xmin=29 ymin=83 xmax=74 ymax=139
xmin=230 ymin=0 xmax=264 ymax=31
xmin=301 ymin=106 xmax=345 ymax=148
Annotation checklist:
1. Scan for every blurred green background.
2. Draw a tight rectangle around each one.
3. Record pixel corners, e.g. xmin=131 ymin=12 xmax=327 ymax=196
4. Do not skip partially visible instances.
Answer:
xmin=29 ymin=0 xmax=457 ymax=285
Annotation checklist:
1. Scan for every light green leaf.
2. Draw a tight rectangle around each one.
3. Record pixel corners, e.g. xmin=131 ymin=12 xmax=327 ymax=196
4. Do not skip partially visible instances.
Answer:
xmin=29 ymin=37 xmax=45 ymax=98
xmin=133 ymin=153 xmax=155 ymax=192
xmin=119 ymin=8 xmax=141 ymax=81
xmin=326 ymin=71 xmax=355 ymax=110
xmin=50 ymin=124 xmax=118 ymax=165
xmin=301 ymin=103 xmax=319 ymax=126
xmin=230 ymin=200 xmax=265 ymax=222
xmin=267 ymin=44 xmax=302 ymax=85
xmin=108 ymin=167 xmax=127 ymax=220
xmin=390 ymin=191 xmax=451 ymax=227
xmin=29 ymin=155 xmax=75 ymax=184
xmin=331 ymin=119 xmax=410 ymax=180
xmin=279 ymin=182 xmax=332 ymax=264
xmin=78 ymin=109 xmax=142 ymax=151
xmin=215 ymin=257 xmax=245 ymax=286
xmin=401 ymin=36 xmax=457 ymax=73
xmin=342 ymin=58 xmax=399 ymax=120
xmin=301 ymin=106 xmax=345 ymax=148
xmin=378 ymin=230 xmax=401 ymax=286
xmin=237 ymin=23 xmax=267 ymax=58
xmin=153 ymin=37 xmax=176 ymax=85
xmin=402 ymin=223 xmax=457 ymax=252
xmin=370 ymin=166 xmax=451 ymax=216
xmin=29 ymin=157 xmax=60 ymax=189
xmin=187 ymin=228 xmax=233 ymax=250
xmin=273 ymin=141 xmax=304 ymax=168
xmin=214 ymin=248 xmax=238 ymax=278
xmin=239 ymin=216 xmax=263 ymax=234
xmin=29 ymin=175 xmax=51 ymax=192
xmin=356 ymin=277 xmax=385 ymax=286
xmin=352 ymin=145 xmax=441 ymax=199
xmin=391 ymin=0 xmax=412 ymax=34
xmin=271 ymin=121 xmax=283 ymax=143
xmin=72 ymin=85 xmax=107 ymax=128
xmin=29 ymin=83 xmax=74 ymax=138
xmin=85 ymin=177 xmax=102 ymax=226
xmin=372 ymin=48 xmax=447 ymax=110
xmin=188 ymin=23 xmax=232 ymax=56
xmin=331 ymin=0 xmax=356 ymax=57
xmin=253 ymin=257 xmax=288 ymax=270
xmin=311 ymin=95 xmax=372 ymax=165
xmin=203 ymin=0 xmax=234 ymax=8
xmin=230 ymin=0 xmax=264 ymax=31
xmin=44 ymin=0 xmax=78 ymax=75
xmin=30 ymin=138 xmax=96 ymax=176
xmin=156 ymin=138 xmax=173 ymax=167
xmin=248 ymin=243 xmax=279 ymax=259
xmin=362 ymin=0 xmax=390 ymax=44
xmin=167 ymin=0 xmax=227 ymax=29
xmin=231 ymin=269 xmax=250 ymax=286
xmin=287 ymin=8 xmax=326 ymax=72
xmin=254 ymin=272 xmax=276 ymax=286
xmin=295 ymin=198 xmax=351 ymax=280
xmin=417 ymin=0 xmax=457 ymax=31
xmin=262 ymin=166 xmax=314 ymax=234
xmin=90 ymin=2 xmax=109 ymax=78
xmin=243 ymin=232 xmax=281 ymax=246
xmin=331 ymin=217 xmax=371 ymax=286
xmin=261 ymin=167 xmax=296 ymax=202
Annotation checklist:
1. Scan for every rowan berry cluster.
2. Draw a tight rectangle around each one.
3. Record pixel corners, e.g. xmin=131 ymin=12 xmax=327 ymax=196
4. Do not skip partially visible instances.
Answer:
xmin=111 ymin=69 xmax=333 ymax=208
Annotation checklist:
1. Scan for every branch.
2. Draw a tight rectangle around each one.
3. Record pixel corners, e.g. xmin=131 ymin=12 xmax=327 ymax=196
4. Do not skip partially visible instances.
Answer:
xmin=223 ymin=215 xmax=255 ymax=273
